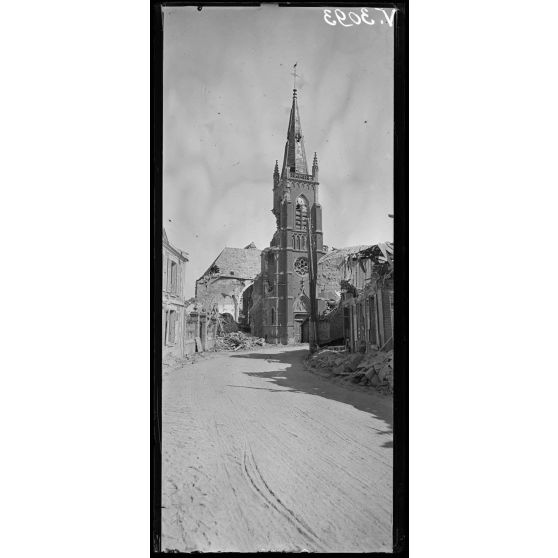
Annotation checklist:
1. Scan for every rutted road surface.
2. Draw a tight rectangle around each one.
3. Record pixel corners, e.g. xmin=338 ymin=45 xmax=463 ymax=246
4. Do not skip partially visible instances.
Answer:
xmin=161 ymin=345 xmax=393 ymax=553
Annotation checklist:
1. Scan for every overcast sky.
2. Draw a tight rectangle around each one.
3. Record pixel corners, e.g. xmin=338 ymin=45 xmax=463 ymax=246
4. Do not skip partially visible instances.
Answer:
xmin=163 ymin=5 xmax=394 ymax=298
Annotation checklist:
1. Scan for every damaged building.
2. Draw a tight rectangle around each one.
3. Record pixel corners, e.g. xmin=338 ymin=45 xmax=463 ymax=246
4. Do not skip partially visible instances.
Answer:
xmin=340 ymin=243 xmax=394 ymax=352
xmin=227 ymin=86 xmax=394 ymax=350
xmin=162 ymin=229 xmax=221 ymax=360
xmin=162 ymin=229 xmax=189 ymax=361
xmin=183 ymin=299 xmax=219 ymax=355
xmin=300 ymin=246 xmax=369 ymax=346
xmin=250 ymin=244 xmax=355 ymax=343
xmin=298 ymin=244 xmax=394 ymax=351
xmin=195 ymin=242 xmax=261 ymax=326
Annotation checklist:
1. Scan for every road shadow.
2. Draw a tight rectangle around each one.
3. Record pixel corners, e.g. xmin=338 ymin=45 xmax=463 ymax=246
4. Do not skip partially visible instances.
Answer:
xmin=230 ymin=349 xmax=393 ymax=433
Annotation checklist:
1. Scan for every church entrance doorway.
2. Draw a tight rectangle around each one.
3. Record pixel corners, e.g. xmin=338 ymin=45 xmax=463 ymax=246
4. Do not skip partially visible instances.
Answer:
xmin=293 ymin=313 xmax=308 ymax=343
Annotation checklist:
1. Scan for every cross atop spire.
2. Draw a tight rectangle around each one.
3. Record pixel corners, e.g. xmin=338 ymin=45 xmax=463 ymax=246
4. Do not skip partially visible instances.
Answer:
xmin=291 ymin=62 xmax=298 ymax=92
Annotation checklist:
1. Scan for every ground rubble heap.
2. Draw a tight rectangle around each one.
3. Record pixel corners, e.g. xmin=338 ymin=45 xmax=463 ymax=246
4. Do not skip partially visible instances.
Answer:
xmin=305 ymin=348 xmax=394 ymax=394
xmin=214 ymin=331 xmax=266 ymax=351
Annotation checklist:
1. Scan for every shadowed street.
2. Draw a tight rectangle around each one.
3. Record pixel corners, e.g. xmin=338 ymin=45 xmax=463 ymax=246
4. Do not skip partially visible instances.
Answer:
xmin=162 ymin=345 xmax=393 ymax=552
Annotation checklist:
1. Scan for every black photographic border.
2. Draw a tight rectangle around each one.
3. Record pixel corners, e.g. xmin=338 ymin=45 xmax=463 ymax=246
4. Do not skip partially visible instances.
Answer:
xmin=151 ymin=2 xmax=408 ymax=555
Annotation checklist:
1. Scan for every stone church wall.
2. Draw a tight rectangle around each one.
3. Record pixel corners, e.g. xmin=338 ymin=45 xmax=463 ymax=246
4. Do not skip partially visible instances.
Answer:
xmin=195 ymin=277 xmax=253 ymax=323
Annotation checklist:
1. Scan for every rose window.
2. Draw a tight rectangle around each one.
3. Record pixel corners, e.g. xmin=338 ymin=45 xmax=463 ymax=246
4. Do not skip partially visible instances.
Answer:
xmin=294 ymin=256 xmax=309 ymax=277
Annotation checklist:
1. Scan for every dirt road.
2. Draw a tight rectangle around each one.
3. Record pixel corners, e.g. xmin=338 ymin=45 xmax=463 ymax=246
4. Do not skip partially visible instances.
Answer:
xmin=161 ymin=345 xmax=393 ymax=552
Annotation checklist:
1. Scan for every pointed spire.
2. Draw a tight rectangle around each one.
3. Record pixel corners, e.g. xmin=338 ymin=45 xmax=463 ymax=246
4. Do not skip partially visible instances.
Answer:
xmin=281 ymin=88 xmax=308 ymax=176
xmin=312 ymin=152 xmax=319 ymax=180
xmin=273 ymin=160 xmax=279 ymax=176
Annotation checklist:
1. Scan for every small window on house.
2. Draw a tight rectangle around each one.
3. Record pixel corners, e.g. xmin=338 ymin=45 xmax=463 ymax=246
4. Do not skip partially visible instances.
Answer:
xmin=230 ymin=271 xmax=235 ymax=275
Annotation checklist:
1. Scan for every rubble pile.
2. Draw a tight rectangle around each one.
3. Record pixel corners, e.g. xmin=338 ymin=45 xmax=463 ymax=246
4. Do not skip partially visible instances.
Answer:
xmin=218 ymin=313 xmax=240 ymax=334
xmin=214 ymin=331 xmax=266 ymax=351
xmin=306 ymin=349 xmax=394 ymax=394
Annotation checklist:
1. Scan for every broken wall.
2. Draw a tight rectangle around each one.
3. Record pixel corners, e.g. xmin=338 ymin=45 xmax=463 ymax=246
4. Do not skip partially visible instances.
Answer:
xmin=195 ymin=277 xmax=253 ymax=322
xmin=248 ymin=274 xmax=264 ymax=338
xmin=317 ymin=251 xmax=345 ymax=301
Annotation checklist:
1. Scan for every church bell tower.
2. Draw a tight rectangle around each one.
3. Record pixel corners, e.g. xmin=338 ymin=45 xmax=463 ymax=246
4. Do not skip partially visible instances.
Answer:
xmin=262 ymin=86 xmax=325 ymax=344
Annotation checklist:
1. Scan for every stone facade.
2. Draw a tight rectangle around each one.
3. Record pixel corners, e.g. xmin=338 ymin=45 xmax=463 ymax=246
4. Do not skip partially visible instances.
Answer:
xmin=162 ymin=229 xmax=188 ymax=362
xmin=195 ymin=243 xmax=261 ymax=325
xmin=259 ymin=88 xmax=326 ymax=344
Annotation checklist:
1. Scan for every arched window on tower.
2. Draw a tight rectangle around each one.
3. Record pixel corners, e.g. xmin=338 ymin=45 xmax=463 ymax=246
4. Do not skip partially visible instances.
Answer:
xmin=295 ymin=196 xmax=308 ymax=231
xmin=271 ymin=308 xmax=275 ymax=325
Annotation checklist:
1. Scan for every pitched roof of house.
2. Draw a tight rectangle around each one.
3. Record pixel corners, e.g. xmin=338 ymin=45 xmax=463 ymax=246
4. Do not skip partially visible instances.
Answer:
xmin=318 ymin=245 xmax=372 ymax=265
xmin=198 ymin=244 xmax=261 ymax=281
xmin=163 ymin=228 xmax=189 ymax=261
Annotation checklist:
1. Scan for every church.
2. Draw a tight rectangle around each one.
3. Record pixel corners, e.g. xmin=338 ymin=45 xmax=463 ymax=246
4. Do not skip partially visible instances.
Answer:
xmin=253 ymin=86 xmax=326 ymax=344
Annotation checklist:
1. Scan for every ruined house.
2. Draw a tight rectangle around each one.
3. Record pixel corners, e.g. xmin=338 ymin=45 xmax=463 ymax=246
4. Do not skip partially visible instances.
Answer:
xmin=183 ymin=299 xmax=219 ymax=355
xmin=300 ymin=246 xmax=369 ymax=346
xmin=162 ymin=229 xmax=221 ymax=358
xmin=299 ymin=244 xmax=395 ymax=350
xmin=195 ymin=243 xmax=261 ymax=326
xmin=340 ymin=243 xmax=394 ymax=352
xmin=162 ymin=229 xmax=189 ymax=361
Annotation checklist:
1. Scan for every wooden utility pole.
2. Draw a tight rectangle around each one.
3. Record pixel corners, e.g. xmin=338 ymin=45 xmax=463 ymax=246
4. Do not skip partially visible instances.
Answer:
xmin=307 ymin=213 xmax=319 ymax=353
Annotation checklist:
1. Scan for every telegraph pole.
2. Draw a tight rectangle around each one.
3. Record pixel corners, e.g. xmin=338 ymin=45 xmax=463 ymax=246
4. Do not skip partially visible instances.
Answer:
xmin=307 ymin=212 xmax=319 ymax=353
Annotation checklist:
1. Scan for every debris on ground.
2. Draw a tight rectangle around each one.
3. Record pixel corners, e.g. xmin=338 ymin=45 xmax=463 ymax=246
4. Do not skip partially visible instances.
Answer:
xmin=217 ymin=313 xmax=240 ymax=334
xmin=163 ymin=351 xmax=211 ymax=369
xmin=305 ymin=348 xmax=394 ymax=394
xmin=163 ymin=354 xmax=191 ymax=368
xmin=214 ymin=331 xmax=266 ymax=351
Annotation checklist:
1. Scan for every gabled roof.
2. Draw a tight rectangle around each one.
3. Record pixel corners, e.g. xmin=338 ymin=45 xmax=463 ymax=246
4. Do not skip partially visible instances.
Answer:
xmin=318 ymin=245 xmax=372 ymax=265
xmin=198 ymin=244 xmax=261 ymax=281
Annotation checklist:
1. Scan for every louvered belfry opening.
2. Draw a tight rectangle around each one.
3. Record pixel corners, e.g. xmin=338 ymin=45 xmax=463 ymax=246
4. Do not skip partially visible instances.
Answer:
xmin=295 ymin=196 xmax=308 ymax=230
